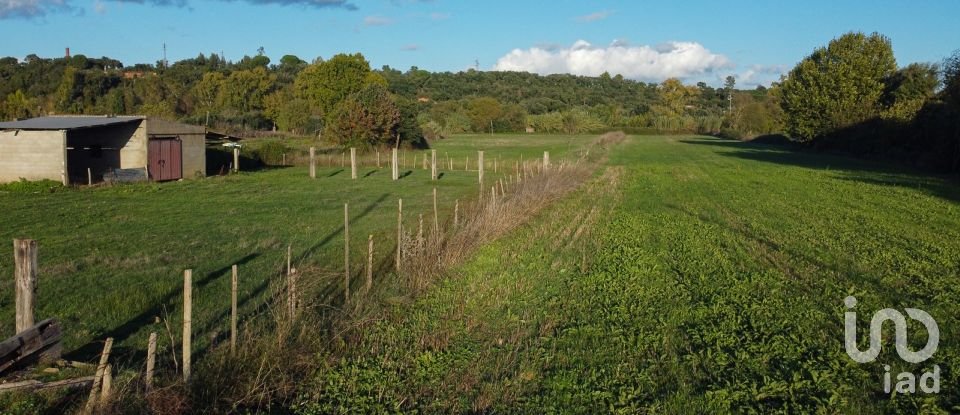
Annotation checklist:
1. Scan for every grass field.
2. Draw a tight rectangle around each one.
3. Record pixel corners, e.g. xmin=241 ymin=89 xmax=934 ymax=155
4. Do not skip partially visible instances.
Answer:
xmin=0 ymin=134 xmax=592 ymax=364
xmin=295 ymin=135 xmax=960 ymax=413
xmin=2 ymin=133 xmax=960 ymax=413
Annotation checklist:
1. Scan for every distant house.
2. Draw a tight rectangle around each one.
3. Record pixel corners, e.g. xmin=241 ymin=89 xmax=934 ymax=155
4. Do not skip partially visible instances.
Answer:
xmin=0 ymin=116 xmax=206 ymax=184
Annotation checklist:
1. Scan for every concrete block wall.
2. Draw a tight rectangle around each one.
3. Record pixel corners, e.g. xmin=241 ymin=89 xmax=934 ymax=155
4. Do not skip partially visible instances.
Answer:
xmin=0 ymin=130 xmax=66 ymax=183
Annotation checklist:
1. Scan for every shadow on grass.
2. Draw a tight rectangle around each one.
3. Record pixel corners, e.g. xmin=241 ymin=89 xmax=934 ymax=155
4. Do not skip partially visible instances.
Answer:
xmin=327 ymin=169 xmax=344 ymax=177
xmin=66 ymin=253 xmax=262 ymax=362
xmin=299 ymin=193 xmax=391 ymax=261
xmin=679 ymin=137 xmax=960 ymax=204
xmin=400 ymin=171 xmax=413 ymax=179
xmin=363 ymin=170 xmax=378 ymax=178
xmin=662 ymin=202 xmax=892 ymax=303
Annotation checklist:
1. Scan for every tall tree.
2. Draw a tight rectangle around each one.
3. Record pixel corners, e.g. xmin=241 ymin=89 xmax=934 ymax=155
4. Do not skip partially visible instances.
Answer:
xmin=326 ymin=83 xmax=400 ymax=147
xmin=779 ymin=32 xmax=897 ymax=140
xmin=294 ymin=53 xmax=375 ymax=118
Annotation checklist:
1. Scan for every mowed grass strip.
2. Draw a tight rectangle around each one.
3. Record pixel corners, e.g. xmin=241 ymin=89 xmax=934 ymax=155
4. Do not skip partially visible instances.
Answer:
xmin=0 ymin=134 xmax=592 ymax=362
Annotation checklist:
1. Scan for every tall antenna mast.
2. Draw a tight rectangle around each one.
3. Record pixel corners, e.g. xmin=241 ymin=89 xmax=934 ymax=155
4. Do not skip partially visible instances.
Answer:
xmin=163 ymin=43 xmax=168 ymax=68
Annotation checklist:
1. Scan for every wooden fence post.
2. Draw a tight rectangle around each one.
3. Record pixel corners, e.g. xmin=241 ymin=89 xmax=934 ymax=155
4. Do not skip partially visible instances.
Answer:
xmin=146 ymin=332 xmax=157 ymax=391
xmin=431 ymin=149 xmax=437 ymax=180
xmin=233 ymin=147 xmax=240 ymax=173
xmin=544 ymin=151 xmax=550 ymax=169
xmin=183 ymin=270 xmax=192 ymax=382
xmin=454 ymin=199 xmax=459 ymax=228
xmin=350 ymin=148 xmax=357 ymax=179
xmin=396 ymin=199 xmax=403 ymax=270
xmin=417 ymin=214 xmax=424 ymax=250
xmin=282 ymin=153 xmax=286 ymax=166
xmin=478 ymin=151 xmax=484 ymax=186
xmin=87 ymin=168 xmax=92 ymax=186
xmin=14 ymin=239 xmax=37 ymax=334
xmin=231 ymin=265 xmax=238 ymax=353
xmin=433 ymin=187 xmax=439 ymax=235
xmin=494 ymin=158 xmax=498 ymax=174
xmin=377 ymin=150 xmax=381 ymax=168
xmin=85 ymin=337 xmax=113 ymax=412
xmin=392 ymin=148 xmax=399 ymax=180
xmin=422 ymin=153 xmax=427 ymax=170
xmin=341 ymin=152 xmax=345 ymax=168
xmin=366 ymin=235 xmax=373 ymax=293
xmin=101 ymin=364 xmax=112 ymax=404
xmin=344 ymin=203 xmax=350 ymax=304
xmin=309 ymin=147 xmax=316 ymax=179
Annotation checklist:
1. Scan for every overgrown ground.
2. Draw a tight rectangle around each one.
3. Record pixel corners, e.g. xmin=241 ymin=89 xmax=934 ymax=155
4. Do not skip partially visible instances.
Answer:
xmin=296 ymin=135 xmax=960 ymax=413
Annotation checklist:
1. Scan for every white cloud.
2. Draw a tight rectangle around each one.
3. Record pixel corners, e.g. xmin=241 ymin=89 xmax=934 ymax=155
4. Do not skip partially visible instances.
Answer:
xmin=0 ymin=0 xmax=71 ymax=18
xmin=494 ymin=40 xmax=734 ymax=83
xmin=401 ymin=44 xmax=419 ymax=51
xmin=575 ymin=10 xmax=611 ymax=22
xmin=363 ymin=14 xmax=392 ymax=26
xmin=734 ymin=64 xmax=787 ymax=87
xmin=93 ymin=0 xmax=106 ymax=13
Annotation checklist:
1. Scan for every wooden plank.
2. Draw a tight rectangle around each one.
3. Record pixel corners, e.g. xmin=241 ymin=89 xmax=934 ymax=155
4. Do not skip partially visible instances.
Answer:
xmin=0 ymin=376 xmax=94 ymax=393
xmin=0 ymin=318 xmax=61 ymax=375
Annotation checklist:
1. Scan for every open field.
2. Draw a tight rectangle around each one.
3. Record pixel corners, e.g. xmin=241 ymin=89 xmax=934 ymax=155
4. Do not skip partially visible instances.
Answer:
xmin=2 ymin=133 xmax=960 ymax=413
xmin=296 ymin=135 xmax=960 ymax=413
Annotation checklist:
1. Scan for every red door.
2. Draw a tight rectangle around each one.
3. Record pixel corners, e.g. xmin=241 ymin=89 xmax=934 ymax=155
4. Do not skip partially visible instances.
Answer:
xmin=148 ymin=138 xmax=183 ymax=181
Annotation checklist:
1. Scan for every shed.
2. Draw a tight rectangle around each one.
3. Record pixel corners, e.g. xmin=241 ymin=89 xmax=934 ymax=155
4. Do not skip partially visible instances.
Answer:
xmin=0 ymin=116 xmax=206 ymax=184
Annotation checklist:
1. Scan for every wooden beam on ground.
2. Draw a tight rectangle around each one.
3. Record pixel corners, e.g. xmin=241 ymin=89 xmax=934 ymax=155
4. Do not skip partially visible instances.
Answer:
xmin=0 ymin=376 xmax=94 ymax=393
xmin=0 ymin=318 xmax=62 ymax=375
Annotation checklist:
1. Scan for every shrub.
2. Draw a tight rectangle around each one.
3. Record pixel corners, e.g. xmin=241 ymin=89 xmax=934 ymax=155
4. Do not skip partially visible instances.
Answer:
xmin=0 ymin=178 xmax=65 ymax=193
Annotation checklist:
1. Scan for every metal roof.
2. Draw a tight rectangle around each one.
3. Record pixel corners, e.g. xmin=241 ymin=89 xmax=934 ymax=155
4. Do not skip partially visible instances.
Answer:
xmin=0 ymin=116 xmax=144 ymax=131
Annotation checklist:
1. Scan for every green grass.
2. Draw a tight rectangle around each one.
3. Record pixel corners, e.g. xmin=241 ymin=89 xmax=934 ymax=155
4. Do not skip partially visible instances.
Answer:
xmin=3 ymin=133 xmax=959 ymax=413
xmin=0 ymin=134 xmax=587 ymax=364
xmin=296 ymin=135 xmax=960 ymax=413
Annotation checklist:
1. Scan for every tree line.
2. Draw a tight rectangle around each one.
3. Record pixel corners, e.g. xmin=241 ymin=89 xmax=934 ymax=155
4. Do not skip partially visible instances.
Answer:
xmin=2 ymin=33 xmax=957 ymax=172
xmin=0 ymin=49 xmax=780 ymax=146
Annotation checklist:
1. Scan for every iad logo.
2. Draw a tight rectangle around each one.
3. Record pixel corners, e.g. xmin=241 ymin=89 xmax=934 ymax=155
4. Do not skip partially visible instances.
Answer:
xmin=844 ymin=296 xmax=940 ymax=394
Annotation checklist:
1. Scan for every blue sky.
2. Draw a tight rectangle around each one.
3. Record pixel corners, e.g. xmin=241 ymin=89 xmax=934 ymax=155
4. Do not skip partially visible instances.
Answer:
xmin=1 ymin=0 xmax=958 ymax=86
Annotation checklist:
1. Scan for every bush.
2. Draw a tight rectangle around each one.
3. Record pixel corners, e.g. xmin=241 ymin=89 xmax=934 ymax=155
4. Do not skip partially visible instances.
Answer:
xmin=247 ymin=141 xmax=292 ymax=166
xmin=0 ymin=178 xmax=65 ymax=193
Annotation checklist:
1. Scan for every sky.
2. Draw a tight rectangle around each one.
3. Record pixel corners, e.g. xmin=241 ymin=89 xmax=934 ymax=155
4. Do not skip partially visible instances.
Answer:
xmin=1 ymin=0 xmax=959 ymax=87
